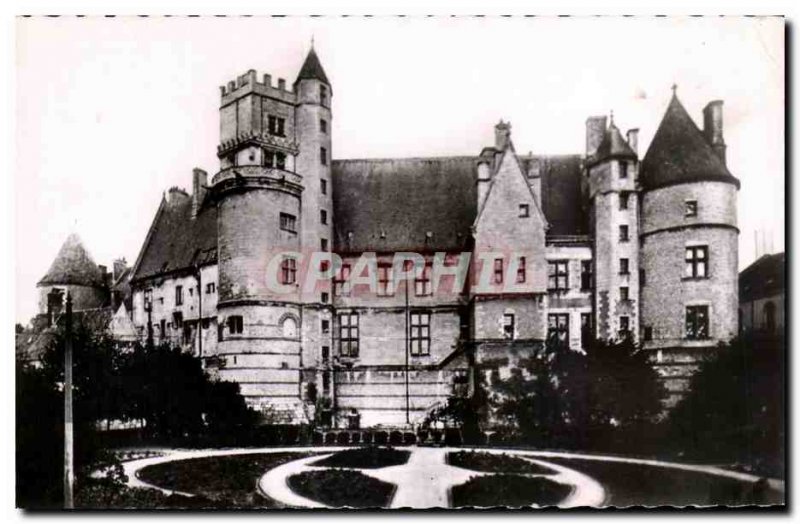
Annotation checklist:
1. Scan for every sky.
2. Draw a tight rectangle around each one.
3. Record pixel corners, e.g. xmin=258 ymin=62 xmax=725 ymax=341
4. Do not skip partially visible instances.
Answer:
xmin=14 ymin=15 xmax=784 ymax=323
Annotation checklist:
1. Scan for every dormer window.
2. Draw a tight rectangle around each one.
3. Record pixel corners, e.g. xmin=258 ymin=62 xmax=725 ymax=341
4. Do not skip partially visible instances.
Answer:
xmin=685 ymin=200 xmax=698 ymax=217
xmin=519 ymin=204 xmax=530 ymax=218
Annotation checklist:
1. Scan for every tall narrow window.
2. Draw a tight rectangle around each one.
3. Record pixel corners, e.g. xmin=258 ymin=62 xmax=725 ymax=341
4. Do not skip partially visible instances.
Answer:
xmin=320 ymin=209 xmax=328 ymax=225
xmin=334 ymin=264 xmax=351 ymax=296
xmin=548 ymin=313 xmax=569 ymax=346
xmin=320 ymin=147 xmax=328 ymax=166
xmin=493 ymin=258 xmax=504 ymax=284
xmin=321 ymin=179 xmax=328 ymax=195
xmin=580 ymin=261 xmax=592 ymax=291
xmin=619 ymin=225 xmax=629 ymax=242
xmin=620 ymin=286 xmax=629 ymax=301
xmin=279 ymin=212 xmax=297 ymax=233
xmin=619 ymin=191 xmax=630 ymax=210
xmin=685 ymin=305 xmax=709 ymax=339
xmin=516 ymin=256 xmax=527 ymax=283
xmin=414 ymin=263 xmax=432 ymax=297
xmin=639 ymin=268 xmax=646 ymax=286
xmin=503 ymin=314 xmax=515 ymax=340
xmin=175 ymin=285 xmax=183 ymax=306
xmin=321 ymin=238 xmax=328 ymax=251
xmin=581 ymin=313 xmax=592 ymax=346
xmin=685 ymin=246 xmax=708 ymax=278
xmin=410 ymin=311 xmax=431 ymax=356
xmin=280 ymin=257 xmax=297 ymax=285
xmin=619 ymin=316 xmax=630 ymax=339
xmin=320 ymin=85 xmax=328 ymax=106
xmin=321 ymin=319 xmax=330 ymax=334
xmin=619 ymin=161 xmax=628 ymax=179
xmin=339 ymin=312 xmax=359 ymax=357
xmin=276 ymin=152 xmax=286 ymax=170
xmin=320 ymin=118 xmax=328 ymax=134
xmin=548 ymin=261 xmax=569 ymax=291
xmin=619 ymin=258 xmax=630 ymax=275
xmin=377 ymin=264 xmax=393 ymax=296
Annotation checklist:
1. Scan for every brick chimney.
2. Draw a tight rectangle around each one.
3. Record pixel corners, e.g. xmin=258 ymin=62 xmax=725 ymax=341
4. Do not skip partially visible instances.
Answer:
xmin=585 ymin=116 xmax=607 ymax=158
xmin=702 ymin=100 xmax=726 ymax=165
xmin=191 ymin=168 xmax=208 ymax=219
xmin=495 ymin=120 xmax=511 ymax=151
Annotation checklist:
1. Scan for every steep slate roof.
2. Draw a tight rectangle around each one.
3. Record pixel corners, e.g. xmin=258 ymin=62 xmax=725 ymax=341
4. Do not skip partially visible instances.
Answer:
xmin=740 ymin=252 xmax=785 ymax=302
xmin=522 ymin=154 xmax=587 ymax=237
xmin=641 ymin=94 xmax=740 ymax=191
xmin=130 ymin=191 xmax=218 ymax=282
xmin=588 ymin=122 xmax=637 ymax=167
xmin=38 ymin=233 xmax=105 ymax=287
xmin=295 ymin=47 xmax=330 ymax=86
xmin=332 ymin=157 xmax=478 ymax=253
xmin=331 ymin=153 xmax=587 ymax=253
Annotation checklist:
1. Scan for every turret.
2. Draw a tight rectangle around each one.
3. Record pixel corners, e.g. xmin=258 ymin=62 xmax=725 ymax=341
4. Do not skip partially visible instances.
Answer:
xmin=585 ymin=113 xmax=640 ymax=342
xmin=639 ymin=90 xmax=740 ymax=405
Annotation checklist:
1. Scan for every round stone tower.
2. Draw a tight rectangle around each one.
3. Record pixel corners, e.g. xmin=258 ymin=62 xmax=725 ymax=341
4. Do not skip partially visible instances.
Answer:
xmin=639 ymin=91 xmax=740 ymax=406
xmin=37 ymin=233 xmax=108 ymax=316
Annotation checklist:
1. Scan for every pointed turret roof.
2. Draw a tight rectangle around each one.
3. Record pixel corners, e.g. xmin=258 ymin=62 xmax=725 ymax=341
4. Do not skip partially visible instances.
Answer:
xmin=295 ymin=47 xmax=330 ymax=86
xmin=588 ymin=120 xmax=637 ymax=167
xmin=38 ymin=233 xmax=105 ymax=287
xmin=641 ymin=93 xmax=739 ymax=191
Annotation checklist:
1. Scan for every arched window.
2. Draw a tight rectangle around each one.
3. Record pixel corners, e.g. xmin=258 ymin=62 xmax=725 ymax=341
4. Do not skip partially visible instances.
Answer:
xmin=282 ymin=316 xmax=298 ymax=338
xmin=764 ymin=302 xmax=776 ymax=333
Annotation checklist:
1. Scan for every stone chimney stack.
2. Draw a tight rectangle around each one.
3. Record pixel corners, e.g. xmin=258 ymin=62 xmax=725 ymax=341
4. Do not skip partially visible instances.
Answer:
xmin=495 ymin=120 xmax=511 ymax=151
xmin=191 ymin=168 xmax=208 ymax=219
xmin=113 ymin=258 xmax=128 ymax=282
xmin=585 ymin=116 xmax=607 ymax=158
xmin=703 ymin=100 xmax=726 ymax=165
xmin=477 ymin=158 xmax=492 ymax=207
xmin=626 ymin=128 xmax=639 ymax=156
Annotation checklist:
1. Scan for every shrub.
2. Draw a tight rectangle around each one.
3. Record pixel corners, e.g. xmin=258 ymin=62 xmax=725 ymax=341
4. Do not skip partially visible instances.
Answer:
xmin=448 ymin=451 xmax=555 ymax=475
xmin=451 ymin=474 xmax=571 ymax=508
xmin=311 ymin=446 xmax=410 ymax=469
xmin=288 ymin=469 xmax=395 ymax=508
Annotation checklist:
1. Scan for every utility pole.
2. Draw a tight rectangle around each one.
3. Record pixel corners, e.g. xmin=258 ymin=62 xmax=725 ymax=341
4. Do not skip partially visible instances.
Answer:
xmin=63 ymin=292 xmax=74 ymax=509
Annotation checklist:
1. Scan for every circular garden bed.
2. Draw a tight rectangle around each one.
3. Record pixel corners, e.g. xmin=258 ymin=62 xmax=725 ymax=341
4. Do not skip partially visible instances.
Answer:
xmin=447 ymin=451 xmax=556 ymax=475
xmin=311 ymin=446 xmax=411 ymax=469
xmin=451 ymin=474 xmax=572 ymax=508
xmin=288 ymin=469 xmax=396 ymax=508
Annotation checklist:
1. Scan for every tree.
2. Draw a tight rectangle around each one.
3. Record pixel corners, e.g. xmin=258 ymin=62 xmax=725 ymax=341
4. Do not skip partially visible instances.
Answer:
xmin=666 ymin=334 xmax=785 ymax=476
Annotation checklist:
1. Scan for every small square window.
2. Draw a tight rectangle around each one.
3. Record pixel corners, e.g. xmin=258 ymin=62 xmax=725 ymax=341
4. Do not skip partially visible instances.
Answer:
xmin=503 ymin=314 xmax=515 ymax=340
xmin=619 ymin=258 xmax=630 ymax=275
xmin=685 ymin=200 xmax=698 ymax=217
xmin=619 ymin=225 xmax=629 ymax=242
xmin=519 ymin=204 xmax=530 ymax=217
xmin=280 ymin=212 xmax=297 ymax=233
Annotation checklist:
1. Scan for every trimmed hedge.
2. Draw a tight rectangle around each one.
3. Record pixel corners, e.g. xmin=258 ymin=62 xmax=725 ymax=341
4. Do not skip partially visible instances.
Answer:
xmin=312 ymin=446 xmax=410 ymax=469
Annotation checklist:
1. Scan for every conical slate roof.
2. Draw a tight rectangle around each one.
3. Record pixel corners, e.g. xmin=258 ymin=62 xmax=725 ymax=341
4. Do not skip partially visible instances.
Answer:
xmin=589 ymin=122 xmax=637 ymax=167
xmin=295 ymin=47 xmax=330 ymax=85
xmin=38 ymin=233 xmax=105 ymax=287
xmin=641 ymin=94 xmax=739 ymax=191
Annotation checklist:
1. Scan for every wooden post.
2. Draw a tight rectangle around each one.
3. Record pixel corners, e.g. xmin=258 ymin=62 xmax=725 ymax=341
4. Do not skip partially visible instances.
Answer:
xmin=63 ymin=292 xmax=74 ymax=509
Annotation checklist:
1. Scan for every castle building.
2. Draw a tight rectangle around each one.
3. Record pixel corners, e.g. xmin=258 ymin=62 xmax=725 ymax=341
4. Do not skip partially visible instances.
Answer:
xmin=126 ymin=48 xmax=740 ymax=425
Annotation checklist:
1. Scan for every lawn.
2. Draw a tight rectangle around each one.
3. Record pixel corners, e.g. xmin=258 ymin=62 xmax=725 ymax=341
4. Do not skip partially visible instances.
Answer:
xmin=542 ymin=457 xmax=784 ymax=507
xmin=450 ymin=474 xmax=572 ymax=508
xmin=288 ymin=469 xmax=396 ymax=508
xmin=448 ymin=451 xmax=556 ymax=475
xmin=136 ymin=452 xmax=319 ymax=508
xmin=311 ymin=446 xmax=411 ymax=469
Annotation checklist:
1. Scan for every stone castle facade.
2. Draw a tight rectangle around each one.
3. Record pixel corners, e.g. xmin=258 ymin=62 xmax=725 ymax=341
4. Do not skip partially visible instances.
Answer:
xmin=46 ymin=48 xmax=738 ymax=427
